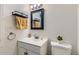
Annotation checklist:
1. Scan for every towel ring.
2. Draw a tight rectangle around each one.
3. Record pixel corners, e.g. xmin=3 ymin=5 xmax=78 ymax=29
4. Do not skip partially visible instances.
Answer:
xmin=8 ymin=32 xmax=16 ymax=40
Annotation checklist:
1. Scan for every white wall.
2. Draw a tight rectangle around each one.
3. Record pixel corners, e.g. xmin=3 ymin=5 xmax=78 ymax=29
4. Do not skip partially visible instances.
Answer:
xmin=30 ymin=4 xmax=77 ymax=55
xmin=0 ymin=4 xmax=77 ymax=55
xmin=0 ymin=4 xmax=29 ymax=55
xmin=76 ymin=4 xmax=79 ymax=55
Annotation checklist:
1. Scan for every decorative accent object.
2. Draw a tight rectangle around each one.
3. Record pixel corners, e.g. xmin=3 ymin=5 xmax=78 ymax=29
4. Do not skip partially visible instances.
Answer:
xmin=57 ymin=35 xmax=63 ymax=41
xmin=31 ymin=8 xmax=44 ymax=30
xmin=8 ymin=32 xmax=16 ymax=40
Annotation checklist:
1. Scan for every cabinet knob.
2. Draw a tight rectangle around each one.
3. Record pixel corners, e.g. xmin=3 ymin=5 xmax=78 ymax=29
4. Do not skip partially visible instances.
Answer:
xmin=24 ymin=52 xmax=28 ymax=55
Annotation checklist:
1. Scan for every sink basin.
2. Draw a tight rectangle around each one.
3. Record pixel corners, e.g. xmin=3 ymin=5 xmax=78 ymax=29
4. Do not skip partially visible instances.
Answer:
xmin=18 ymin=37 xmax=48 ymax=47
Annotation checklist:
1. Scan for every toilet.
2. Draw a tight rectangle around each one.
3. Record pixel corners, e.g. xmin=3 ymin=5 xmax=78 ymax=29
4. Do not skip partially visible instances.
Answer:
xmin=51 ymin=41 xmax=72 ymax=55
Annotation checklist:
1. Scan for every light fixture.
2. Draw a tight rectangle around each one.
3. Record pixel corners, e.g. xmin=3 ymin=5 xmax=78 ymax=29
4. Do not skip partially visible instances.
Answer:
xmin=30 ymin=4 xmax=43 ymax=10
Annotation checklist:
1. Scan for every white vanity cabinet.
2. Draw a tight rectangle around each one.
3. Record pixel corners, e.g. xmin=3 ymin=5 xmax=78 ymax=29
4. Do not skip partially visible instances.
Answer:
xmin=17 ymin=37 xmax=48 ymax=55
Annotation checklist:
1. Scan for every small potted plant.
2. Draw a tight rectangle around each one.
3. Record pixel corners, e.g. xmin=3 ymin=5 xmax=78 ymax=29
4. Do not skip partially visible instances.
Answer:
xmin=57 ymin=35 xmax=63 ymax=43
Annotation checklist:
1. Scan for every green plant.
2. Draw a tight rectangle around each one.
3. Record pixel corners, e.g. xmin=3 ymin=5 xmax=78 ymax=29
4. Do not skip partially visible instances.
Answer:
xmin=57 ymin=36 xmax=63 ymax=41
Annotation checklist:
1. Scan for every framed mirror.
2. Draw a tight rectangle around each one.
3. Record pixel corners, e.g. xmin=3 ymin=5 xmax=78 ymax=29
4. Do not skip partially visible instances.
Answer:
xmin=31 ymin=8 xmax=44 ymax=30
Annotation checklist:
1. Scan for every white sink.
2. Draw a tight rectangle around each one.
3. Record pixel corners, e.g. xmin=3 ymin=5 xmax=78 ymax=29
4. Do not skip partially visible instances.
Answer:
xmin=18 ymin=37 xmax=48 ymax=47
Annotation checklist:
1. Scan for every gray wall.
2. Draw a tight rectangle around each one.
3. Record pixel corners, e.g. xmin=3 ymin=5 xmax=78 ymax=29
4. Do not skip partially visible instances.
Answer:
xmin=30 ymin=4 xmax=77 ymax=55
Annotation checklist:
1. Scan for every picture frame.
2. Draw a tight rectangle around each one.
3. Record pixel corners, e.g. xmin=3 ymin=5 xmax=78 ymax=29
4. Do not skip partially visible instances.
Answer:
xmin=31 ymin=8 xmax=44 ymax=30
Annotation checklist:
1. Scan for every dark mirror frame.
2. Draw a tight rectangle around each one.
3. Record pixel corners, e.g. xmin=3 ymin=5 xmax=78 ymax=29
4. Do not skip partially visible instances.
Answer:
xmin=31 ymin=8 xmax=44 ymax=30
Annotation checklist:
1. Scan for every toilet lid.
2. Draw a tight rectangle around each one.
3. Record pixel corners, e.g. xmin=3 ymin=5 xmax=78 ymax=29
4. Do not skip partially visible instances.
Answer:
xmin=51 ymin=41 xmax=72 ymax=50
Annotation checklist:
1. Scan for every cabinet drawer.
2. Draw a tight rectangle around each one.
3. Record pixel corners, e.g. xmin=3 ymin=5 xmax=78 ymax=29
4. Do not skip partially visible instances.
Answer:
xmin=18 ymin=41 xmax=40 ymax=54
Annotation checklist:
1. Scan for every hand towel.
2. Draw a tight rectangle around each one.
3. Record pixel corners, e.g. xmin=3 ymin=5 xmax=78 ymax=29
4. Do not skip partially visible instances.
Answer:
xmin=16 ymin=16 xmax=28 ymax=29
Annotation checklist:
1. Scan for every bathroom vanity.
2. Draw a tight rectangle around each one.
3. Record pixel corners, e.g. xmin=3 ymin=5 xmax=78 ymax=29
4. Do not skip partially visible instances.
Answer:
xmin=17 ymin=37 xmax=48 ymax=55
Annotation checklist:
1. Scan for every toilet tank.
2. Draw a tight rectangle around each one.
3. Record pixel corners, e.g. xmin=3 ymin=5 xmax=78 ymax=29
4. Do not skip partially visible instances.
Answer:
xmin=51 ymin=41 xmax=72 ymax=55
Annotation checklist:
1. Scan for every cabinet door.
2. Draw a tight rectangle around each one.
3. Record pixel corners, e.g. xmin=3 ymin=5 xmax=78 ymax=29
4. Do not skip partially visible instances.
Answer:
xmin=18 ymin=47 xmax=39 ymax=55
xmin=18 ymin=47 xmax=27 ymax=55
xmin=18 ymin=41 xmax=40 ymax=53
